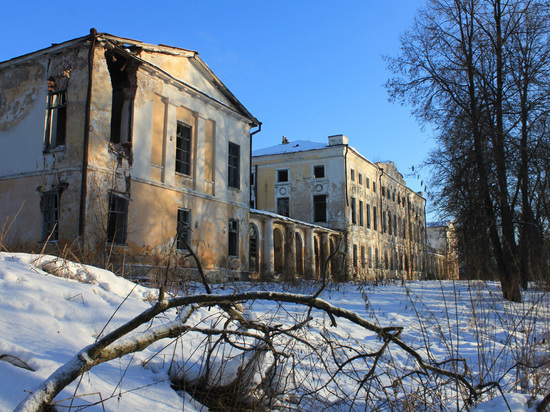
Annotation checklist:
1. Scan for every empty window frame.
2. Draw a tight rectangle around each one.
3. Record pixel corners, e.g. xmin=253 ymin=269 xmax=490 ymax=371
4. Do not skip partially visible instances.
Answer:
xmin=177 ymin=208 xmax=191 ymax=250
xmin=44 ymin=90 xmax=67 ymax=150
xmin=353 ymin=244 xmax=358 ymax=268
xmin=361 ymin=245 xmax=366 ymax=268
xmin=358 ymin=173 xmax=363 ymax=185
xmin=366 ymin=177 xmax=370 ymax=189
xmin=373 ymin=206 xmax=378 ymax=231
xmin=350 ymin=169 xmax=355 ymax=181
xmin=314 ymin=194 xmax=327 ymax=222
xmin=277 ymin=169 xmax=289 ymax=182
xmin=359 ymin=200 xmax=364 ymax=226
xmin=107 ymin=194 xmax=129 ymax=245
xmin=106 ymin=51 xmax=137 ymax=145
xmin=351 ymin=197 xmax=357 ymax=224
xmin=277 ymin=197 xmax=290 ymax=217
xmin=228 ymin=219 xmax=239 ymax=256
xmin=228 ymin=142 xmax=240 ymax=189
xmin=176 ymin=122 xmax=192 ymax=175
xmin=313 ymin=165 xmax=325 ymax=178
xmin=42 ymin=191 xmax=59 ymax=241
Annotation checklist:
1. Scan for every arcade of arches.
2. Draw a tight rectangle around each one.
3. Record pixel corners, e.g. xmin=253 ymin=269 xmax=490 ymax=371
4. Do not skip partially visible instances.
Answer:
xmin=249 ymin=211 xmax=342 ymax=280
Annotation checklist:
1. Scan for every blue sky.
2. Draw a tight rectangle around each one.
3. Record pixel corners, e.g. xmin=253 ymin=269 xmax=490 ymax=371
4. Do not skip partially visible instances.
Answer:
xmin=1 ymin=0 xmax=436 ymax=217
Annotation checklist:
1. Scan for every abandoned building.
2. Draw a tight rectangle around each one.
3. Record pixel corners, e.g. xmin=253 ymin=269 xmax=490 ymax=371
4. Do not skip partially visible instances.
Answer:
xmin=0 ymin=30 xmax=260 ymax=280
xmin=252 ymin=135 xmax=428 ymax=281
xmin=426 ymin=221 xmax=460 ymax=280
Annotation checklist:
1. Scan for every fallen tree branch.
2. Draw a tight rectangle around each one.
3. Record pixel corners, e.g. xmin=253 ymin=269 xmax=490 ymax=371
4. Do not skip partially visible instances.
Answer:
xmin=15 ymin=291 xmax=478 ymax=411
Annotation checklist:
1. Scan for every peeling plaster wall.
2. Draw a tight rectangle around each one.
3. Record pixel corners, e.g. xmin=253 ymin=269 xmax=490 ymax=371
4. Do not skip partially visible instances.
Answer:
xmin=1 ymin=36 xmax=254 ymax=279
xmin=0 ymin=42 xmax=91 ymax=253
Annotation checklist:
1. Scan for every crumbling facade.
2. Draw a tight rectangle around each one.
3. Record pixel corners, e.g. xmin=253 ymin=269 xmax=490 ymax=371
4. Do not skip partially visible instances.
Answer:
xmin=426 ymin=221 xmax=460 ymax=280
xmin=0 ymin=31 xmax=259 ymax=280
xmin=252 ymin=135 xmax=427 ymax=281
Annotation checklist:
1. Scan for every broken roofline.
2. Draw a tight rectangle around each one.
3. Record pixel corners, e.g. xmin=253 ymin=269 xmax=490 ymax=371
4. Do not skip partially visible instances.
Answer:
xmin=0 ymin=30 xmax=260 ymax=128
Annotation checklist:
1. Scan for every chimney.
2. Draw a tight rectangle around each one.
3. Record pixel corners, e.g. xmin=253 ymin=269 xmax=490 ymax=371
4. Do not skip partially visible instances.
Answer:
xmin=328 ymin=134 xmax=348 ymax=146
xmin=282 ymin=136 xmax=289 ymax=144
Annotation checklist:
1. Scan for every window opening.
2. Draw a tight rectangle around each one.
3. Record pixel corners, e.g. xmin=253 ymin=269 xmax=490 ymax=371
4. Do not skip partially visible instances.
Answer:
xmin=314 ymin=195 xmax=327 ymax=222
xmin=106 ymin=51 xmax=138 ymax=145
xmin=277 ymin=197 xmax=290 ymax=217
xmin=313 ymin=165 xmax=325 ymax=178
xmin=277 ymin=169 xmax=289 ymax=182
xmin=176 ymin=122 xmax=192 ymax=175
xmin=228 ymin=219 xmax=239 ymax=256
xmin=107 ymin=194 xmax=129 ymax=245
xmin=177 ymin=208 xmax=191 ymax=250
xmin=42 ymin=191 xmax=59 ymax=241
xmin=45 ymin=86 xmax=67 ymax=150
xmin=228 ymin=142 xmax=240 ymax=189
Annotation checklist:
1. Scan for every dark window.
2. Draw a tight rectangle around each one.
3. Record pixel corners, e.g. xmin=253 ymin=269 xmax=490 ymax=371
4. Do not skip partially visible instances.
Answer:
xmin=277 ymin=169 xmax=289 ymax=182
xmin=42 ymin=191 xmax=59 ymax=241
xmin=388 ymin=212 xmax=392 ymax=236
xmin=314 ymin=195 xmax=327 ymax=222
xmin=249 ymin=223 xmax=258 ymax=272
xmin=106 ymin=51 xmax=137 ymax=145
xmin=359 ymin=200 xmax=364 ymax=226
xmin=176 ymin=122 xmax=192 ymax=175
xmin=313 ymin=165 xmax=325 ymax=178
xmin=228 ymin=219 xmax=239 ymax=256
xmin=350 ymin=169 xmax=355 ymax=181
xmin=277 ymin=197 xmax=290 ymax=217
xmin=358 ymin=173 xmax=363 ymax=185
xmin=361 ymin=246 xmax=366 ymax=268
xmin=353 ymin=244 xmax=358 ymax=268
xmin=351 ymin=197 xmax=357 ymax=224
xmin=373 ymin=182 xmax=376 ymax=192
xmin=177 ymin=208 xmax=191 ymax=250
xmin=107 ymin=194 xmax=128 ymax=245
xmin=366 ymin=177 xmax=370 ymax=189
xmin=110 ymin=90 xmax=133 ymax=144
xmin=228 ymin=142 xmax=240 ymax=189
xmin=373 ymin=206 xmax=378 ymax=231
xmin=45 ymin=90 xmax=67 ymax=150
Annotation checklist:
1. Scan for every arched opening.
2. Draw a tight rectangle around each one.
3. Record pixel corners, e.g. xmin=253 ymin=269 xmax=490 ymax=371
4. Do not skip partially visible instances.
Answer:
xmin=249 ymin=223 xmax=259 ymax=273
xmin=329 ymin=238 xmax=336 ymax=278
xmin=295 ymin=232 xmax=303 ymax=277
xmin=274 ymin=227 xmax=284 ymax=274
xmin=314 ymin=236 xmax=321 ymax=279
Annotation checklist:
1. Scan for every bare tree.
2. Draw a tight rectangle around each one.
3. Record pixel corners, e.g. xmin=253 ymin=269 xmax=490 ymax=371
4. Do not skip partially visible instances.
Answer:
xmin=386 ymin=0 xmax=550 ymax=301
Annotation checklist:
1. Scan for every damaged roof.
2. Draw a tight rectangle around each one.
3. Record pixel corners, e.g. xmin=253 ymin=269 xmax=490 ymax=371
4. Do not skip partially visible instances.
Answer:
xmin=0 ymin=30 xmax=260 ymax=127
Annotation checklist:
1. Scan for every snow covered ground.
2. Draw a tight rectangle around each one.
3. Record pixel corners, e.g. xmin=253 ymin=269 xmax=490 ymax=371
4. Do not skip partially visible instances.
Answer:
xmin=0 ymin=252 xmax=548 ymax=411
